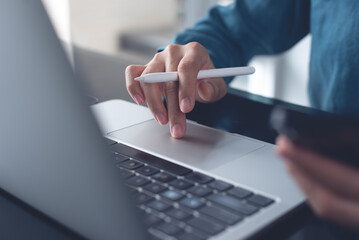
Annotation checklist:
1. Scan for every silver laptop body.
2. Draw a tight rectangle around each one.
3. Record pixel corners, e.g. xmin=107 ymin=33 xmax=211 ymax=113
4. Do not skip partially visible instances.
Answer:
xmin=0 ymin=1 xmax=304 ymax=239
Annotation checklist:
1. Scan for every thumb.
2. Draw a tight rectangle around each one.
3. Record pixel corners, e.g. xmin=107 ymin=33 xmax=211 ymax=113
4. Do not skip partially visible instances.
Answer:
xmin=196 ymin=78 xmax=227 ymax=103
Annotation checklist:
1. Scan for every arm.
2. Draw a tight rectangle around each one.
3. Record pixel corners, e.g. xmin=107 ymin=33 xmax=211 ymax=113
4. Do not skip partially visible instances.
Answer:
xmin=174 ymin=0 xmax=310 ymax=79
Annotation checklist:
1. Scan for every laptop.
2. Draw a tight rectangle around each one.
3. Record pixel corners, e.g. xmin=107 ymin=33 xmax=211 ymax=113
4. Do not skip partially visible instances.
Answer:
xmin=0 ymin=1 xmax=304 ymax=239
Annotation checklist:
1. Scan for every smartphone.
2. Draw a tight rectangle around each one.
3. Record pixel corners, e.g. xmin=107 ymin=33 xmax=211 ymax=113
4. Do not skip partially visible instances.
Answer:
xmin=270 ymin=106 xmax=359 ymax=168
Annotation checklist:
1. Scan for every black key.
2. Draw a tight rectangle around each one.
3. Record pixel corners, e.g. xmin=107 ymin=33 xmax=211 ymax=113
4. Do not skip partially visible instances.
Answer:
xmin=178 ymin=232 xmax=205 ymax=240
xmin=167 ymin=208 xmax=192 ymax=221
xmin=152 ymin=172 xmax=176 ymax=183
xmin=110 ymin=143 xmax=192 ymax=176
xmin=134 ymin=192 xmax=154 ymax=204
xmin=143 ymin=157 xmax=192 ymax=176
xmin=143 ymin=214 xmax=163 ymax=227
xmin=143 ymin=183 xmax=167 ymax=194
xmin=227 ymin=187 xmax=252 ymax=199
xmin=113 ymin=154 xmax=130 ymax=163
xmin=247 ymin=194 xmax=274 ymax=207
xmin=200 ymin=206 xmax=242 ymax=225
xmin=208 ymin=194 xmax=258 ymax=216
xmin=187 ymin=217 xmax=225 ymax=235
xmin=161 ymin=190 xmax=184 ymax=201
xmin=120 ymin=159 xmax=144 ymax=170
xmin=170 ymin=179 xmax=194 ymax=190
xmin=118 ymin=168 xmax=134 ymax=179
xmin=180 ymin=197 xmax=204 ymax=209
xmin=185 ymin=172 xmax=214 ymax=184
xmin=147 ymin=200 xmax=172 ymax=212
xmin=208 ymin=180 xmax=233 ymax=192
xmin=156 ymin=222 xmax=183 ymax=236
xmin=136 ymin=165 xmax=159 ymax=176
xmin=126 ymin=175 xmax=151 ymax=187
xmin=187 ymin=186 xmax=212 ymax=197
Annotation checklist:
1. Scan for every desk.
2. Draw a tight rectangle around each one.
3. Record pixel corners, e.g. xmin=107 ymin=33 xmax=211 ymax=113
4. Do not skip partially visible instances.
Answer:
xmin=0 ymin=90 xmax=314 ymax=239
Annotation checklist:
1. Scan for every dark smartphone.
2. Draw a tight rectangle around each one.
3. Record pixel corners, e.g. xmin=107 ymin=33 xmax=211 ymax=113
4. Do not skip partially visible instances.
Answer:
xmin=270 ymin=106 xmax=359 ymax=168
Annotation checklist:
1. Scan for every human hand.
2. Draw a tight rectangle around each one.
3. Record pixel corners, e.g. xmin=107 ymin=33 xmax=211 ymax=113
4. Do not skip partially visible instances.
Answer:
xmin=277 ymin=135 xmax=359 ymax=229
xmin=126 ymin=42 xmax=227 ymax=138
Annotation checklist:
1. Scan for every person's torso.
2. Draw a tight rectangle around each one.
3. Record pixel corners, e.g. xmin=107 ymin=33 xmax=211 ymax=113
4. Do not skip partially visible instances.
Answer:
xmin=309 ymin=0 xmax=359 ymax=115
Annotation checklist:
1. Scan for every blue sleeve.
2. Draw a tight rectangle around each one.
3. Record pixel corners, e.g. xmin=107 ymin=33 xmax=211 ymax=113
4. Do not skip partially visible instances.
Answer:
xmin=173 ymin=0 xmax=310 ymax=82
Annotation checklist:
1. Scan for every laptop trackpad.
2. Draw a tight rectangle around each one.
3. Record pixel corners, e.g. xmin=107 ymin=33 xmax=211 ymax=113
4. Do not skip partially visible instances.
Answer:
xmin=108 ymin=120 xmax=264 ymax=170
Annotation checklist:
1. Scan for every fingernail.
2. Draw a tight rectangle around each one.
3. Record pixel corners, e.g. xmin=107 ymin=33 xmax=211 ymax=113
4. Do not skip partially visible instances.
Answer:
xmin=180 ymin=98 xmax=192 ymax=113
xmin=155 ymin=113 xmax=168 ymax=125
xmin=133 ymin=94 xmax=143 ymax=105
xmin=171 ymin=124 xmax=183 ymax=138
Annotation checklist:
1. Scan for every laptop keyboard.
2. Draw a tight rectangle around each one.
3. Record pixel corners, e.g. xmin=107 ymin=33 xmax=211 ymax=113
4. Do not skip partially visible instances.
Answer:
xmin=108 ymin=139 xmax=275 ymax=240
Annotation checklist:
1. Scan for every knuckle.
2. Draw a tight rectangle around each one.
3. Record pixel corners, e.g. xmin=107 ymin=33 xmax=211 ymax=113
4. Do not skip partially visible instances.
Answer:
xmin=187 ymin=42 xmax=204 ymax=52
xmin=166 ymin=44 xmax=180 ymax=55
xmin=165 ymin=45 xmax=182 ymax=69
xmin=152 ymin=52 xmax=163 ymax=62
xmin=178 ymin=60 xmax=196 ymax=73
xmin=125 ymin=65 xmax=136 ymax=75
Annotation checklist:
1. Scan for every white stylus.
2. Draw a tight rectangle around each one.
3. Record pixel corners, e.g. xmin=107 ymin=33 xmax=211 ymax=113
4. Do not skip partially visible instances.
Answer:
xmin=134 ymin=66 xmax=255 ymax=83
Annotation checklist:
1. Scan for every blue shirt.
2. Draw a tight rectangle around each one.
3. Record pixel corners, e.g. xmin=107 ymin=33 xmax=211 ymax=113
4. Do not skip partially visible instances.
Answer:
xmin=173 ymin=0 xmax=359 ymax=115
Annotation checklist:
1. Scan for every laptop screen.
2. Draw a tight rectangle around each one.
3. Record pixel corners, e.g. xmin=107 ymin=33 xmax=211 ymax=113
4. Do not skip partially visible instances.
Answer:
xmin=0 ymin=1 xmax=147 ymax=239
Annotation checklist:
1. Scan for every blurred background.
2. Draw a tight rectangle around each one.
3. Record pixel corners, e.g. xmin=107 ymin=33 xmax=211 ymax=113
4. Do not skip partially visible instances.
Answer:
xmin=42 ymin=0 xmax=311 ymax=106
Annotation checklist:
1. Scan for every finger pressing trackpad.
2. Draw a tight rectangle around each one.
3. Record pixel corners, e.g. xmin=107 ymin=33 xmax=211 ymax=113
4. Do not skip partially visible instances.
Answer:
xmin=107 ymin=120 xmax=264 ymax=170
